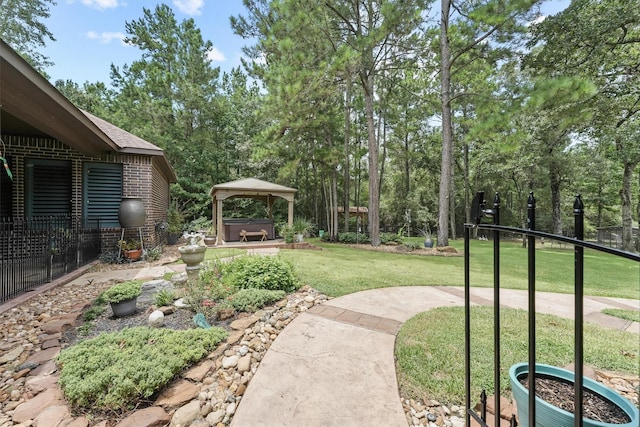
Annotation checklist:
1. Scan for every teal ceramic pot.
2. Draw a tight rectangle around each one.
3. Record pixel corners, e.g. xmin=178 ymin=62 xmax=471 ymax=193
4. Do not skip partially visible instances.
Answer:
xmin=510 ymin=363 xmax=639 ymax=427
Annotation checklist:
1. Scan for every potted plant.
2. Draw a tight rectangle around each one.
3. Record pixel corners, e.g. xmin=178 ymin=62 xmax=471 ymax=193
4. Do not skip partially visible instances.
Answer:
xmin=103 ymin=280 xmax=142 ymax=317
xmin=509 ymin=363 xmax=639 ymax=427
xmin=292 ymin=218 xmax=314 ymax=243
xmin=167 ymin=207 xmax=185 ymax=245
xmin=279 ymin=223 xmax=295 ymax=243
xmin=119 ymin=239 xmax=143 ymax=261
xmin=419 ymin=227 xmax=433 ymax=248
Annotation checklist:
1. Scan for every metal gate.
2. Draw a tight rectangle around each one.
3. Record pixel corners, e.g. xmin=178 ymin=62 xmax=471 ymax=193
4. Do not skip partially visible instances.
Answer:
xmin=464 ymin=191 xmax=640 ymax=427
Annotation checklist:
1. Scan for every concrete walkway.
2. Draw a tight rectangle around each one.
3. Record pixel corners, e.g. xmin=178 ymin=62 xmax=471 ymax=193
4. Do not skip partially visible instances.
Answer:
xmin=230 ymin=286 xmax=640 ymax=427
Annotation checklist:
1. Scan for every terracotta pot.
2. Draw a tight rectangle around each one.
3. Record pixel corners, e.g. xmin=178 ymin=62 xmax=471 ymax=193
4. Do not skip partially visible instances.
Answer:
xmin=119 ymin=197 xmax=146 ymax=228
xmin=123 ymin=249 xmax=142 ymax=261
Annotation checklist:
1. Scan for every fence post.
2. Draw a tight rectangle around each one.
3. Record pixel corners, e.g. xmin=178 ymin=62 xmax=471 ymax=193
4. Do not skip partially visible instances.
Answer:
xmin=492 ymin=192 xmax=501 ymax=426
xmin=527 ymin=192 xmax=537 ymax=427
xmin=464 ymin=220 xmax=472 ymax=427
xmin=574 ymin=195 xmax=584 ymax=427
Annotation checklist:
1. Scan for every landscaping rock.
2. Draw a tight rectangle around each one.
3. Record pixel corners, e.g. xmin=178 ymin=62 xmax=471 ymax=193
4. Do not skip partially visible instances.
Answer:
xmin=139 ymin=280 xmax=175 ymax=305
xmin=115 ymin=406 xmax=170 ymax=427
xmin=170 ymin=400 xmax=201 ymax=426
xmin=148 ymin=310 xmax=165 ymax=328
xmin=155 ymin=380 xmax=200 ymax=407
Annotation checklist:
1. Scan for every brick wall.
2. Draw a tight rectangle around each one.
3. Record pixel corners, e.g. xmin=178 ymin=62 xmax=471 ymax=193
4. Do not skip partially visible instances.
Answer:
xmin=1 ymin=134 xmax=171 ymax=253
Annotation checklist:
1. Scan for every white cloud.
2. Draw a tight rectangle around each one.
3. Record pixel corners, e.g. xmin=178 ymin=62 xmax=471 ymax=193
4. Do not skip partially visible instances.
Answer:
xmin=173 ymin=0 xmax=204 ymax=16
xmin=86 ymin=31 xmax=127 ymax=45
xmin=81 ymin=0 xmax=120 ymax=10
xmin=207 ymin=46 xmax=225 ymax=63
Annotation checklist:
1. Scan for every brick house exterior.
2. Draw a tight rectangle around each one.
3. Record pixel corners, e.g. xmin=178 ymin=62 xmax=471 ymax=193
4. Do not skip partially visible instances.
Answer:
xmin=0 ymin=39 xmax=177 ymax=254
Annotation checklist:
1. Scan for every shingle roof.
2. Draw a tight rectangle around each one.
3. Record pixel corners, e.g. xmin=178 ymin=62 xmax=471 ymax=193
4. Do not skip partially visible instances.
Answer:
xmin=81 ymin=110 xmax=163 ymax=155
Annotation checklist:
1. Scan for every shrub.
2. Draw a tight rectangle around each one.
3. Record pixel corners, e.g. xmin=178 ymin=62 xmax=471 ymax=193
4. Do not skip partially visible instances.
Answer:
xmin=380 ymin=232 xmax=402 ymax=245
xmin=57 ymin=327 xmax=227 ymax=411
xmin=146 ymin=246 xmax=162 ymax=261
xmin=338 ymin=232 xmax=370 ymax=244
xmin=230 ymin=289 xmax=286 ymax=312
xmin=154 ymin=289 xmax=175 ymax=307
xmin=102 ymin=281 xmax=142 ymax=304
xmin=279 ymin=223 xmax=295 ymax=243
xmin=225 ymin=255 xmax=299 ymax=293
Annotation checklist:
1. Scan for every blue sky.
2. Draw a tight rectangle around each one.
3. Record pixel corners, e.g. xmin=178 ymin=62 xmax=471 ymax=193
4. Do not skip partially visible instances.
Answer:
xmin=44 ymin=0 xmax=569 ymax=86
xmin=45 ymin=0 xmax=250 ymax=85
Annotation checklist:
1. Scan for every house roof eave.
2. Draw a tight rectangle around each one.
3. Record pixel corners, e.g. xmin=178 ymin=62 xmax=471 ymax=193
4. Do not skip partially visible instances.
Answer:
xmin=0 ymin=39 xmax=120 ymax=157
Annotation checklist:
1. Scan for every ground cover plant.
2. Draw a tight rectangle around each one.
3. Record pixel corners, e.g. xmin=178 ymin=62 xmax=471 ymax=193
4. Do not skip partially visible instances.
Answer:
xmin=281 ymin=239 xmax=639 ymax=299
xmin=395 ymin=306 xmax=639 ymax=406
xmin=57 ymin=327 xmax=227 ymax=411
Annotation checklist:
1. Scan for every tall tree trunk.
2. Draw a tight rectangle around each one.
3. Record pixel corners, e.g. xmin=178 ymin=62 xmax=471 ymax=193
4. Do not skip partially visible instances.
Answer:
xmin=449 ymin=148 xmax=456 ymax=240
xmin=620 ymin=160 xmax=636 ymax=252
xmin=362 ymin=69 xmax=380 ymax=246
xmin=343 ymin=82 xmax=351 ymax=233
xmin=636 ymin=170 xmax=640 ymax=252
xmin=438 ymin=0 xmax=452 ymax=247
xmin=332 ymin=169 xmax=339 ymax=239
xmin=549 ymin=157 xmax=563 ymax=235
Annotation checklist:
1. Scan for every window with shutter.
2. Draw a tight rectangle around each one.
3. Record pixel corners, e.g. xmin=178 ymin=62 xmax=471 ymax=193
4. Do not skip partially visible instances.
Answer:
xmin=26 ymin=159 xmax=72 ymax=217
xmin=83 ymin=162 xmax=123 ymax=228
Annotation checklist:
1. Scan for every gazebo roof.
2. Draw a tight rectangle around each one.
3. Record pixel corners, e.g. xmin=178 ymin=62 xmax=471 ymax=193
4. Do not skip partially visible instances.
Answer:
xmin=210 ymin=178 xmax=297 ymax=196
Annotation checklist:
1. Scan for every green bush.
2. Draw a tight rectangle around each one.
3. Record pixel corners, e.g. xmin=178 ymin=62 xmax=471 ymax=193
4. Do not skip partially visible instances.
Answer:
xmin=338 ymin=232 xmax=370 ymax=244
xmin=154 ymin=289 xmax=175 ymax=307
xmin=380 ymin=232 xmax=402 ymax=245
xmin=199 ymin=261 xmax=237 ymax=300
xmin=57 ymin=326 xmax=227 ymax=411
xmin=102 ymin=281 xmax=142 ymax=304
xmin=230 ymin=289 xmax=286 ymax=312
xmin=225 ymin=255 xmax=299 ymax=293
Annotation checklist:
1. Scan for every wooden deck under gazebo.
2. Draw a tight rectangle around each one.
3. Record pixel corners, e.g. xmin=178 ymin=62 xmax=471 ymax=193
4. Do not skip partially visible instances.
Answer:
xmin=209 ymin=178 xmax=297 ymax=245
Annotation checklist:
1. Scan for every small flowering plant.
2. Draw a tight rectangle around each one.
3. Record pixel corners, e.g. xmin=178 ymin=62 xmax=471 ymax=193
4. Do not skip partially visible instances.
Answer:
xmin=182 ymin=231 xmax=205 ymax=246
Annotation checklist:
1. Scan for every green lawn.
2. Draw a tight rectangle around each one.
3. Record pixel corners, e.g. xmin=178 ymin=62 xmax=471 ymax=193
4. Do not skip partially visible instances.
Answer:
xmin=396 ymin=306 xmax=640 ymax=405
xmin=277 ymin=239 xmax=639 ymax=408
xmin=279 ymin=239 xmax=639 ymax=299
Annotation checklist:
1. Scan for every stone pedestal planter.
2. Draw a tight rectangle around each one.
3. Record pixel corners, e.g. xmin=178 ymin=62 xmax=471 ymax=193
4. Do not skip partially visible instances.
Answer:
xmin=179 ymin=244 xmax=206 ymax=282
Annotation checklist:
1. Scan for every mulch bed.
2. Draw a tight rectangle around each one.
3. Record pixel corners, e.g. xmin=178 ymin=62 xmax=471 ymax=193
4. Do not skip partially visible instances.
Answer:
xmin=520 ymin=374 xmax=631 ymax=424
xmin=346 ymin=243 xmax=463 ymax=256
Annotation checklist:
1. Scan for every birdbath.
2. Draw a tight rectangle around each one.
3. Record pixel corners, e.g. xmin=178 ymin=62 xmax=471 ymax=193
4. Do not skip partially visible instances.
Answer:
xmin=178 ymin=232 xmax=206 ymax=282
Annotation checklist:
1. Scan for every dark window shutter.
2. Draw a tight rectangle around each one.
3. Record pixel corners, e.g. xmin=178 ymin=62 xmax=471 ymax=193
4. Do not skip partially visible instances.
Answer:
xmin=83 ymin=162 xmax=122 ymax=228
xmin=27 ymin=159 xmax=71 ymax=217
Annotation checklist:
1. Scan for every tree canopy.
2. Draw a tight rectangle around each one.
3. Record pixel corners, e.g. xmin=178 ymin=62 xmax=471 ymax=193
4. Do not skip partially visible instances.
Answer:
xmin=4 ymin=0 xmax=638 ymax=249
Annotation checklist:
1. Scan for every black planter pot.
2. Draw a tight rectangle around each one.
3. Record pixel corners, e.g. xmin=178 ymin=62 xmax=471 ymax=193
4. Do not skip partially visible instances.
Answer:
xmin=119 ymin=197 xmax=146 ymax=228
xmin=167 ymin=233 xmax=180 ymax=245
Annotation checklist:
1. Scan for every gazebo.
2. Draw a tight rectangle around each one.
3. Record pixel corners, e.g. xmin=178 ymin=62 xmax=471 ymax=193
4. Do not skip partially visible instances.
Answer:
xmin=210 ymin=178 xmax=297 ymax=245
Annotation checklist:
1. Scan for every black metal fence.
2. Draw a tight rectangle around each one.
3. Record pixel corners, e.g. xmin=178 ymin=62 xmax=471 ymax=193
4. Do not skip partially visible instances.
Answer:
xmin=464 ymin=192 xmax=640 ymax=427
xmin=0 ymin=216 xmax=102 ymax=303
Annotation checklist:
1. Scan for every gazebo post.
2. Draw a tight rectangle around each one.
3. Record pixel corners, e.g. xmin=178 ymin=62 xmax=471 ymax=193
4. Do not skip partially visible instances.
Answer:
xmin=211 ymin=195 xmax=217 ymax=238
xmin=216 ymin=198 xmax=224 ymax=245
xmin=288 ymin=199 xmax=294 ymax=226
